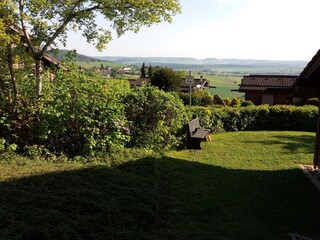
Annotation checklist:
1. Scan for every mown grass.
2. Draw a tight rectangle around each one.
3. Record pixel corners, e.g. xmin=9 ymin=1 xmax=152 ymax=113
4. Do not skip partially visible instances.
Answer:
xmin=0 ymin=131 xmax=319 ymax=240
xmin=192 ymin=73 xmax=243 ymax=98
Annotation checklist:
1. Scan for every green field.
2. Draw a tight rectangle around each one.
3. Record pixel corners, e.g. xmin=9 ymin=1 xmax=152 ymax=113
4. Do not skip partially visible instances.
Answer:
xmin=0 ymin=131 xmax=319 ymax=239
xmin=193 ymin=73 xmax=244 ymax=98
xmin=77 ymin=60 xmax=123 ymax=69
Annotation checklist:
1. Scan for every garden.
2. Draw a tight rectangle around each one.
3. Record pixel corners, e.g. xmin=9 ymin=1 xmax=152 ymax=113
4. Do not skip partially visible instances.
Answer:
xmin=1 ymin=54 xmax=320 ymax=240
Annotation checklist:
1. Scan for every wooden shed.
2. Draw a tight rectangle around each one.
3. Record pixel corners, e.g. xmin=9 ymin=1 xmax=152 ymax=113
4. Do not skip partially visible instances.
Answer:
xmin=238 ymin=75 xmax=298 ymax=105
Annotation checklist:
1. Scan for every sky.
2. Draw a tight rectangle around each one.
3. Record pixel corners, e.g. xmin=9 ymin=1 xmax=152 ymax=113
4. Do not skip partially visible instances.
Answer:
xmin=61 ymin=0 xmax=320 ymax=61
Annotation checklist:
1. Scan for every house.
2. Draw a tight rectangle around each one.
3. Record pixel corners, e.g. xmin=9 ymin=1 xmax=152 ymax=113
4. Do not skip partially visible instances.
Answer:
xmin=119 ymin=67 xmax=131 ymax=74
xmin=96 ymin=67 xmax=112 ymax=77
xmin=128 ymin=77 xmax=151 ymax=88
xmin=238 ymin=75 xmax=298 ymax=105
xmin=292 ymin=49 xmax=320 ymax=169
xmin=292 ymin=49 xmax=320 ymax=105
xmin=42 ymin=53 xmax=67 ymax=70
xmin=181 ymin=76 xmax=211 ymax=93
xmin=6 ymin=26 xmax=69 ymax=82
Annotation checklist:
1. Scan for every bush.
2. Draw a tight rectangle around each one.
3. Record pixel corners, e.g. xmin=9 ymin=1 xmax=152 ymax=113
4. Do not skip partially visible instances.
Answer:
xmin=185 ymin=106 xmax=213 ymax=129
xmin=230 ymin=97 xmax=241 ymax=107
xmin=125 ymin=87 xmax=186 ymax=150
xmin=150 ymin=66 xmax=183 ymax=92
xmin=188 ymin=105 xmax=318 ymax=133
xmin=180 ymin=91 xmax=213 ymax=106
xmin=223 ymin=97 xmax=231 ymax=106
xmin=39 ymin=69 xmax=131 ymax=156
xmin=0 ymin=64 xmax=131 ymax=157
xmin=241 ymin=100 xmax=254 ymax=107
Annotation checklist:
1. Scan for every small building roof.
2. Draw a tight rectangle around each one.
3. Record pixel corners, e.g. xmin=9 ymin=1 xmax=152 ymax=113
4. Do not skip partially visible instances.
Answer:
xmin=181 ymin=77 xmax=210 ymax=92
xmin=238 ymin=75 xmax=298 ymax=92
xmin=10 ymin=25 xmax=66 ymax=70
xmin=129 ymin=77 xmax=151 ymax=88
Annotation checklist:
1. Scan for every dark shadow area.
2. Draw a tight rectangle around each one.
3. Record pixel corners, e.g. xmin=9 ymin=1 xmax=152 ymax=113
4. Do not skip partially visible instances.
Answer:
xmin=0 ymin=156 xmax=320 ymax=240
xmin=243 ymin=134 xmax=315 ymax=154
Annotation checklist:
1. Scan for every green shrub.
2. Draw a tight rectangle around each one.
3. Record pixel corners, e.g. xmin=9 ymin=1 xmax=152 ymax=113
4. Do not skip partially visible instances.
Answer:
xmin=180 ymin=91 xmax=213 ymax=106
xmin=0 ymin=138 xmax=17 ymax=153
xmin=0 ymin=64 xmax=131 ymax=157
xmin=125 ymin=87 xmax=186 ymax=150
xmin=39 ymin=69 xmax=131 ymax=156
xmin=186 ymin=106 xmax=213 ymax=129
xmin=150 ymin=66 xmax=183 ymax=92
xmin=188 ymin=105 xmax=318 ymax=133
xmin=230 ymin=97 xmax=241 ymax=107
xmin=241 ymin=100 xmax=254 ymax=107
xmin=223 ymin=97 xmax=231 ymax=106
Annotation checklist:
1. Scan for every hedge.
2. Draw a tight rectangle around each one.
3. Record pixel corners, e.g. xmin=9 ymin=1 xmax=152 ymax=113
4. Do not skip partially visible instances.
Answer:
xmin=187 ymin=105 xmax=319 ymax=133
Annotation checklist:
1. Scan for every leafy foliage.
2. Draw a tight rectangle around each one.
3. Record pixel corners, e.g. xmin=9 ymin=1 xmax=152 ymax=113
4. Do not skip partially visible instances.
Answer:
xmin=39 ymin=64 xmax=131 ymax=156
xmin=180 ymin=91 xmax=213 ymax=106
xmin=150 ymin=66 xmax=183 ymax=92
xmin=140 ymin=62 xmax=146 ymax=78
xmin=1 ymin=51 xmax=190 ymax=156
xmin=2 ymin=0 xmax=181 ymax=95
xmin=0 ymin=56 xmax=133 ymax=156
xmin=188 ymin=105 xmax=318 ymax=133
xmin=241 ymin=100 xmax=254 ymax=107
xmin=124 ymin=87 xmax=186 ymax=150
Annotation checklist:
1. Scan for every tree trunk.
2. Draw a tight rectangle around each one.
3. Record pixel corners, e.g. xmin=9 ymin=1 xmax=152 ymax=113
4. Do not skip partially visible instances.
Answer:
xmin=35 ymin=58 xmax=42 ymax=96
xmin=6 ymin=45 xmax=18 ymax=101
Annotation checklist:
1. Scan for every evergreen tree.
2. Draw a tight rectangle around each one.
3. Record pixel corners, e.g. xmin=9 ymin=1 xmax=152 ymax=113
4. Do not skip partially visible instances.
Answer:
xmin=147 ymin=64 xmax=153 ymax=78
xmin=140 ymin=62 xmax=146 ymax=78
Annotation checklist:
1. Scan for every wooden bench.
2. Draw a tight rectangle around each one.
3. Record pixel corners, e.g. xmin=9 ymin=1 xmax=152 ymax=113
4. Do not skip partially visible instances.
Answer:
xmin=186 ymin=118 xmax=210 ymax=149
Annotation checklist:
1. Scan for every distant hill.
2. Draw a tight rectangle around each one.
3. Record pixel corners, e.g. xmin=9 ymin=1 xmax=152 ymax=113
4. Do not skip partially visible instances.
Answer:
xmin=49 ymin=49 xmax=108 ymax=62
xmin=51 ymin=50 xmax=308 ymax=75
xmin=95 ymin=56 xmax=307 ymax=67
xmin=94 ymin=56 xmax=308 ymax=75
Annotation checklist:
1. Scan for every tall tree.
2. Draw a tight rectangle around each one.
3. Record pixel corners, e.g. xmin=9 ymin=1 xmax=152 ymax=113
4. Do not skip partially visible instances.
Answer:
xmin=150 ymin=66 xmax=183 ymax=92
xmin=0 ymin=1 xmax=19 ymax=104
xmin=11 ymin=0 xmax=181 ymax=95
xmin=147 ymin=64 xmax=153 ymax=78
xmin=140 ymin=62 xmax=146 ymax=78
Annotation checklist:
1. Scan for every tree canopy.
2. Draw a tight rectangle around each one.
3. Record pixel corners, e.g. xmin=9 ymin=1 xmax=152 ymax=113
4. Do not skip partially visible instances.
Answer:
xmin=150 ymin=66 xmax=183 ymax=92
xmin=2 ymin=0 xmax=181 ymax=95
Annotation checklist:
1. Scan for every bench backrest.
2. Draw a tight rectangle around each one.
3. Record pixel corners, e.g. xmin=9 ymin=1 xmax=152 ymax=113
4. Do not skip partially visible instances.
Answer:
xmin=188 ymin=118 xmax=200 ymax=135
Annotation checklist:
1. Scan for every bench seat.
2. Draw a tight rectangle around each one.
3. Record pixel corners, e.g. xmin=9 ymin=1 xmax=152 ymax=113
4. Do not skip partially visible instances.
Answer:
xmin=187 ymin=118 xmax=210 ymax=149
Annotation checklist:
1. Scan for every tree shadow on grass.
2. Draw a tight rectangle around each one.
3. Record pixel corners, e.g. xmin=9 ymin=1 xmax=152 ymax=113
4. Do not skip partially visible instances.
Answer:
xmin=0 ymin=156 xmax=320 ymax=240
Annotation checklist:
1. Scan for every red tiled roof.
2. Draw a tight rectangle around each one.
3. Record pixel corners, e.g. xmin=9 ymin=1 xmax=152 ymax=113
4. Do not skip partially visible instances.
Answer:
xmin=239 ymin=75 xmax=298 ymax=92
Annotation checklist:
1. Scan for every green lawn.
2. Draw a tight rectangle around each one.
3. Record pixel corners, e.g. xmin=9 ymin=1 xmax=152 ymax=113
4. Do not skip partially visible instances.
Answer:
xmin=1 ymin=131 xmax=319 ymax=239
